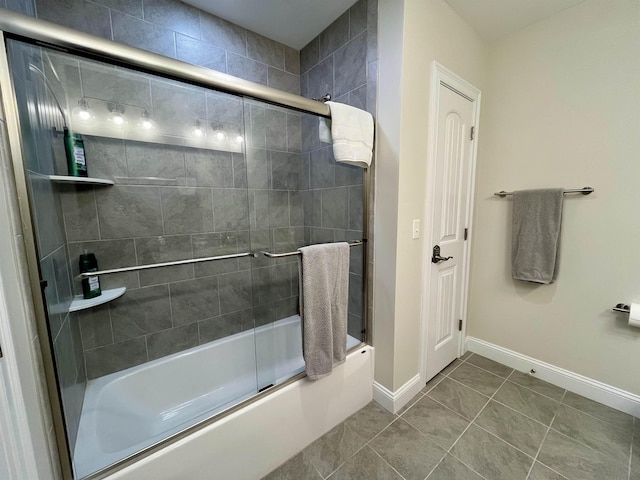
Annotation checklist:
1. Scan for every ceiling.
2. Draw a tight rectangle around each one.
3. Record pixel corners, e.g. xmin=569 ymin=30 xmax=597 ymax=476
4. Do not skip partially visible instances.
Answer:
xmin=444 ymin=0 xmax=586 ymax=41
xmin=181 ymin=0 xmax=359 ymax=50
xmin=183 ymin=0 xmax=588 ymax=50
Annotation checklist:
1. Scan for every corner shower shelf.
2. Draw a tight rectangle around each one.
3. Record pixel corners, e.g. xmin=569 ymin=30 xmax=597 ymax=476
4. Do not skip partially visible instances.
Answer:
xmin=68 ymin=287 xmax=126 ymax=313
xmin=48 ymin=175 xmax=114 ymax=186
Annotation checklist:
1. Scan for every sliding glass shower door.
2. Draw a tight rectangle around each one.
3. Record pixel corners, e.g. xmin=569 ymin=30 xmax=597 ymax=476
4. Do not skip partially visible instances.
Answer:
xmin=7 ymin=39 xmax=261 ymax=478
xmin=244 ymin=100 xmax=367 ymax=391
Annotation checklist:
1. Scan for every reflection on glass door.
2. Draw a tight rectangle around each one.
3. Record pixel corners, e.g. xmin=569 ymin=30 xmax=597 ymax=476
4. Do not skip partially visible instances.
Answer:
xmin=8 ymin=39 xmax=258 ymax=478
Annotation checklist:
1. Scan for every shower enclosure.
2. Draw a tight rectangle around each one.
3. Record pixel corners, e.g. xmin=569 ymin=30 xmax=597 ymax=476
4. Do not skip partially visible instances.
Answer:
xmin=0 ymin=14 xmax=369 ymax=480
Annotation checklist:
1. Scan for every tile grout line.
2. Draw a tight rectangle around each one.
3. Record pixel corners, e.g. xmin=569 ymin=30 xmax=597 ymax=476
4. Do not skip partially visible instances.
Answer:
xmin=445 ymin=373 xmax=509 ymax=455
xmin=468 ymin=354 xmax=574 ymax=406
xmin=431 ymin=374 xmax=510 ymax=479
xmin=319 ymin=418 xmax=404 ymax=480
xmin=374 ymin=452 xmax=408 ymax=480
xmin=471 ymin=421 xmax=538 ymax=462
xmin=559 ymin=396 xmax=634 ymax=431
xmin=525 ymin=390 xmax=568 ymax=480
xmin=545 ymin=407 xmax=634 ymax=467
xmin=487 ymin=395 xmax=555 ymax=429
xmin=432 ymin=452 xmax=489 ymax=480
xmin=504 ymin=368 xmax=567 ymax=403
xmin=456 ymin=365 xmax=602 ymax=434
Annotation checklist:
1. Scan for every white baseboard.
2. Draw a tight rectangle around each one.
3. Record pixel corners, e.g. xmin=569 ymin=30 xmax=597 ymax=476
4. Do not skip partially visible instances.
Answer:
xmin=466 ymin=337 xmax=640 ymax=417
xmin=373 ymin=374 xmax=423 ymax=414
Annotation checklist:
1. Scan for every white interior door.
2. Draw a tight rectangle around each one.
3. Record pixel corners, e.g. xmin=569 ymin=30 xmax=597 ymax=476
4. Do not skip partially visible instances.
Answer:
xmin=425 ymin=77 xmax=477 ymax=381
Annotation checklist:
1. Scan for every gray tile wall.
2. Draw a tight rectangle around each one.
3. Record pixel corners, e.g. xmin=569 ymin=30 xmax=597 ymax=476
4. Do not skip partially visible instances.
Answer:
xmin=32 ymin=0 xmax=300 ymax=95
xmin=65 ymin=134 xmax=283 ymax=380
xmin=9 ymin=0 xmax=374 ymax=379
xmin=3 ymin=0 xmax=34 ymax=15
xmin=43 ymin=53 xmax=302 ymax=380
xmin=300 ymin=0 xmax=377 ymax=340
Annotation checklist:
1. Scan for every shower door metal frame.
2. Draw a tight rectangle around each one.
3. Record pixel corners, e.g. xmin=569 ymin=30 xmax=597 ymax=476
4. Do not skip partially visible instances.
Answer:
xmin=0 ymin=8 xmax=371 ymax=480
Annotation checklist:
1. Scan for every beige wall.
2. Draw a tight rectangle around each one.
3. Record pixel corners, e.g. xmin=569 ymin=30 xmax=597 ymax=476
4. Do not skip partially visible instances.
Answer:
xmin=375 ymin=0 xmax=487 ymax=391
xmin=468 ymin=0 xmax=640 ymax=394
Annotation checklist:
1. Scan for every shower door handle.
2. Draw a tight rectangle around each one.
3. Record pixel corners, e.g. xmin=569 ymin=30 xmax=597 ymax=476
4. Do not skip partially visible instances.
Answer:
xmin=431 ymin=245 xmax=453 ymax=264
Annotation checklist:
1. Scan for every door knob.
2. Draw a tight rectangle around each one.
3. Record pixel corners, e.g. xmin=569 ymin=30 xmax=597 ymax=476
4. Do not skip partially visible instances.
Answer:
xmin=431 ymin=245 xmax=453 ymax=264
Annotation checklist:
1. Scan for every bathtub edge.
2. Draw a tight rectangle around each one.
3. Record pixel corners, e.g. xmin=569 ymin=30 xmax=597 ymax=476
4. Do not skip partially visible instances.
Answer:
xmin=101 ymin=345 xmax=375 ymax=480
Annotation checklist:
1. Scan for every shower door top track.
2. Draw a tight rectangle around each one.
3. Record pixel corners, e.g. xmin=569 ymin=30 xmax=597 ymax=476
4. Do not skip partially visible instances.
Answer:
xmin=0 ymin=8 xmax=331 ymax=118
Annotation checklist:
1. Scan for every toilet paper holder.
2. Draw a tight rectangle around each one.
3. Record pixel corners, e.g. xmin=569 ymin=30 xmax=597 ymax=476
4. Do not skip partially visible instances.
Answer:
xmin=612 ymin=303 xmax=630 ymax=313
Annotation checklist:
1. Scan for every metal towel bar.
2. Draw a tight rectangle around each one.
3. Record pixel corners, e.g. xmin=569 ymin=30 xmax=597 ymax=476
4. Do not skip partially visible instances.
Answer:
xmin=494 ymin=186 xmax=594 ymax=197
xmin=79 ymin=241 xmax=367 ymax=277
xmin=261 ymin=240 xmax=365 ymax=259
xmin=77 ymin=252 xmax=255 ymax=278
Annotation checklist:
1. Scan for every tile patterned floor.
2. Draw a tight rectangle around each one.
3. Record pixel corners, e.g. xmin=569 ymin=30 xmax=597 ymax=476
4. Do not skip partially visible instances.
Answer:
xmin=263 ymin=352 xmax=640 ymax=480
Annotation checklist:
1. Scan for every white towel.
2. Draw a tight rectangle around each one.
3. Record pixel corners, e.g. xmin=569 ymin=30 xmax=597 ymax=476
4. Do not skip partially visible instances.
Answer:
xmin=319 ymin=118 xmax=332 ymax=144
xmin=326 ymin=101 xmax=374 ymax=168
xmin=298 ymin=242 xmax=349 ymax=380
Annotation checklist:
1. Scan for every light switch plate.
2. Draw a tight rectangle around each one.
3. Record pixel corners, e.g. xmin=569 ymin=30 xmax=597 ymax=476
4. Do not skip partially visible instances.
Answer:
xmin=412 ymin=219 xmax=420 ymax=239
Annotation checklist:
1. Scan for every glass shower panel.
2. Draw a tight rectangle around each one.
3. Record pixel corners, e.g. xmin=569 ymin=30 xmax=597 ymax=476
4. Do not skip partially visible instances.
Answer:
xmin=245 ymin=103 xmax=367 ymax=390
xmin=7 ymin=39 xmax=258 ymax=478
xmin=299 ymin=110 xmax=367 ymax=344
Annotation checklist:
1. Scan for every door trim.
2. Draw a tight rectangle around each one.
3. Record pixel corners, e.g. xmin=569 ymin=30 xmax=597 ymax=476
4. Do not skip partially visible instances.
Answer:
xmin=419 ymin=61 xmax=481 ymax=384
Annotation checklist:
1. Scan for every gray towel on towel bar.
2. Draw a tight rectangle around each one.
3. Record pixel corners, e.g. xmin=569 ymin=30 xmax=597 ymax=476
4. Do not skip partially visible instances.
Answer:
xmin=298 ymin=242 xmax=349 ymax=380
xmin=511 ymin=189 xmax=564 ymax=284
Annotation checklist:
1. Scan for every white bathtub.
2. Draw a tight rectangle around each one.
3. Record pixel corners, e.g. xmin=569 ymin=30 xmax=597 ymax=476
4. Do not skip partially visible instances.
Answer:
xmin=74 ymin=315 xmax=362 ymax=479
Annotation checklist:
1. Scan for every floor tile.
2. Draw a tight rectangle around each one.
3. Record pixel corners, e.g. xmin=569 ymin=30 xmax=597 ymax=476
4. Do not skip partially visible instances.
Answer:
xmin=631 ymin=469 xmax=640 ymax=480
xmin=450 ymin=424 xmax=533 ymax=480
xmin=460 ymin=351 xmax=473 ymax=361
xmin=551 ymin=404 xmax=632 ymax=463
xmin=427 ymin=378 xmax=489 ymax=420
xmin=537 ymin=430 xmax=628 ymax=480
xmin=263 ymin=452 xmax=322 ymax=480
xmin=302 ymin=422 xmax=367 ymax=478
xmin=422 ymin=374 xmax=444 ymax=394
xmin=528 ymin=461 xmax=568 ymax=480
xmin=427 ymin=454 xmax=483 ymax=480
xmin=449 ymin=362 xmax=505 ymax=396
xmin=402 ymin=396 xmax=470 ymax=450
xmin=328 ymin=446 xmax=402 ymax=480
xmin=369 ymin=418 xmax=446 ymax=480
xmin=507 ymin=371 xmax=565 ymax=402
xmin=475 ymin=400 xmax=547 ymax=457
xmin=562 ymin=391 xmax=633 ymax=431
xmin=494 ymin=381 xmax=560 ymax=425
xmin=466 ymin=354 xmax=513 ymax=378
xmin=343 ymin=401 xmax=396 ymax=442
xmin=440 ymin=358 xmax=462 ymax=376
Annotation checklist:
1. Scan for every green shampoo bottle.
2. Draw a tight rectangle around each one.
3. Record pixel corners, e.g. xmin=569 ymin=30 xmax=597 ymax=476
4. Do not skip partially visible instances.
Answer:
xmin=79 ymin=252 xmax=101 ymax=299
xmin=64 ymin=127 xmax=88 ymax=177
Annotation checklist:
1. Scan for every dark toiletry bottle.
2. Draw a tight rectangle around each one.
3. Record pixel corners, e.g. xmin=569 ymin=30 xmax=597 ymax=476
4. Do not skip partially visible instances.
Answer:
xmin=79 ymin=252 xmax=101 ymax=299
xmin=64 ymin=127 xmax=88 ymax=177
